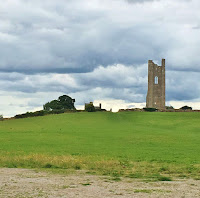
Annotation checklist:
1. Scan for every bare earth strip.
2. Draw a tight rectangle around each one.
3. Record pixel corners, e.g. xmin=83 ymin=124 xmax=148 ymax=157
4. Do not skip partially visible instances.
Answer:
xmin=0 ymin=168 xmax=200 ymax=198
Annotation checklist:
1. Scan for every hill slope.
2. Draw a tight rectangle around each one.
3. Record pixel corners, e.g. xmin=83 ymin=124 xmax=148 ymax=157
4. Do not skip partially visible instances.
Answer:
xmin=0 ymin=112 xmax=200 ymax=179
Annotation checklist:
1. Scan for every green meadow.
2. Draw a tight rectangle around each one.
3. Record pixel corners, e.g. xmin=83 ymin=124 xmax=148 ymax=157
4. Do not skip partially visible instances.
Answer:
xmin=0 ymin=112 xmax=200 ymax=180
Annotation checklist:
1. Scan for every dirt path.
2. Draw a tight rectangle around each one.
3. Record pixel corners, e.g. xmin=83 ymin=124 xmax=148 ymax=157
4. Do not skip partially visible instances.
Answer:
xmin=0 ymin=168 xmax=200 ymax=198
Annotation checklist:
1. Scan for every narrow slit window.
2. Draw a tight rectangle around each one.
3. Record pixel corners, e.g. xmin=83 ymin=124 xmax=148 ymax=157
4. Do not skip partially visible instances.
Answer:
xmin=155 ymin=76 xmax=158 ymax=84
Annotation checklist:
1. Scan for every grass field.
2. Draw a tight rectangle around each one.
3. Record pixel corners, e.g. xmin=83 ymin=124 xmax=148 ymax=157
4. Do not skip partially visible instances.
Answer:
xmin=0 ymin=111 xmax=200 ymax=180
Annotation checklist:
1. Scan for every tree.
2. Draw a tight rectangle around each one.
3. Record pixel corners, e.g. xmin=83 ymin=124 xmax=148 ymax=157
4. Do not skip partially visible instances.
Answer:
xmin=58 ymin=95 xmax=76 ymax=110
xmin=0 ymin=115 xmax=3 ymax=121
xmin=43 ymin=95 xmax=76 ymax=111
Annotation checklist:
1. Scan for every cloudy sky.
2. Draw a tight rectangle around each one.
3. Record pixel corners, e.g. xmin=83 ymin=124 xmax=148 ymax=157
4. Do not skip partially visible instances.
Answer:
xmin=1 ymin=0 xmax=200 ymax=117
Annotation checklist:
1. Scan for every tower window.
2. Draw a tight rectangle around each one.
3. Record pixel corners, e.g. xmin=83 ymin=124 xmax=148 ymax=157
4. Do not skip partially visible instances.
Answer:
xmin=155 ymin=76 xmax=158 ymax=84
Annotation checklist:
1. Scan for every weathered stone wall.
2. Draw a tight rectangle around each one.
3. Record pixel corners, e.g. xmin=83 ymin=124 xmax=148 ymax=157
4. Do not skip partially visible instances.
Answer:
xmin=146 ymin=59 xmax=165 ymax=109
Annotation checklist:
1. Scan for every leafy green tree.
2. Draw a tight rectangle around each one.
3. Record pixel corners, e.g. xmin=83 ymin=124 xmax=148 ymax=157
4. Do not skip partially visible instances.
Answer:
xmin=0 ymin=115 xmax=3 ymax=121
xmin=58 ymin=95 xmax=76 ymax=110
xmin=43 ymin=95 xmax=76 ymax=111
xmin=43 ymin=102 xmax=51 ymax=111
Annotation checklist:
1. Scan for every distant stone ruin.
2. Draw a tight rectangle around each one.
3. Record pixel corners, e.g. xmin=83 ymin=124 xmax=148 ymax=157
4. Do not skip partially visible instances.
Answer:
xmin=146 ymin=59 xmax=165 ymax=110
xmin=85 ymin=102 xmax=106 ymax=112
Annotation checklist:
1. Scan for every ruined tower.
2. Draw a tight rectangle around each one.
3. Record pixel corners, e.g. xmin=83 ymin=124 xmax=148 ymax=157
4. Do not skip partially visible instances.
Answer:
xmin=146 ymin=59 xmax=165 ymax=110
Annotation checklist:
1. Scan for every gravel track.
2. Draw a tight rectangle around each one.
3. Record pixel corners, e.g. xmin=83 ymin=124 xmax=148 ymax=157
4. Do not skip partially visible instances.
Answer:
xmin=0 ymin=168 xmax=200 ymax=198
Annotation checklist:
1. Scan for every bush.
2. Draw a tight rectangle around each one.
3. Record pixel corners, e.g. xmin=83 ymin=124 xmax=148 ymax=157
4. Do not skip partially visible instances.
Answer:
xmin=85 ymin=103 xmax=96 ymax=112
xmin=166 ymin=106 xmax=174 ymax=110
xmin=15 ymin=110 xmax=46 ymax=119
xmin=143 ymin=108 xmax=157 ymax=112
xmin=48 ymin=109 xmax=65 ymax=114
xmin=0 ymin=115 xmax=3 ymax=121
xmin=14 ymin=109 xmax=76 ymax=119
xmin=180 ymin=106 xmax=192 ymax=110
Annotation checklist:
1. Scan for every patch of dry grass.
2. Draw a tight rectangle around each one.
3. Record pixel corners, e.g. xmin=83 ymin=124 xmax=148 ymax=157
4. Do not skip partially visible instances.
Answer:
xmin=1 ymin=153 xmax=200 ymax=180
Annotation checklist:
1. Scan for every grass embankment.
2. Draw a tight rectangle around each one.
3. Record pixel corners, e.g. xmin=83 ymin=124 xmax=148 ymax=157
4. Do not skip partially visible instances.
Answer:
xmin=0 ymin=112 xmax=200 ymax=180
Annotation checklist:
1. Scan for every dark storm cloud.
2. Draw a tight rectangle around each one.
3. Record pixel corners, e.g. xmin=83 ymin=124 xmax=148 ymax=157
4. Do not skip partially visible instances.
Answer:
xmin=1 ymin=0 xmax=199 ymax=74
xmin=0 ymin=24 xmax=161 ymax=74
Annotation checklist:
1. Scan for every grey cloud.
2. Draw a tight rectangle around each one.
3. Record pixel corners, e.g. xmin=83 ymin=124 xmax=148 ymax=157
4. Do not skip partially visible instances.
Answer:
xmin=125 ymin=0 xmax=159 ymax=3
xmin=191 ymin=25 xmax=200 ymax=30
xmin=0 ymin=73 xmax=81 ymax=94
xmin=1 ymin=0 xmax=200 ymax=74
xmin=166 ymin=71 xmax=200 ymax=101
xmin=75 ymin=64 xmax=147 ymax=89
xmin=27 ymin=101 xmax=44 ymax=108
xmin=2 ymin=63 xmax=199 ymax=108
xmin=0 ymin=72 xmax=24 ymax=81
xmin=0 ymin=65 xmax=148 ymax=109
xmin=0 ymin=25 xmax=158 ymax=74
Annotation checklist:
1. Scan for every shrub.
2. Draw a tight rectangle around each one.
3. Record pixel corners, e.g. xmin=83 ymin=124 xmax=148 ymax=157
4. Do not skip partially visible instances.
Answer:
xmin=166 ymin=106 xmax=174 ymax=110
xmin=143 ymin=108 xmax=157 ymax=112
xmin=48 ymin=109 xmax=65 ymax=114
xmin=158 ymin=176 xmax=172 ymax=181
xmin=0 ymin=115 xmax=3 ymax=121
xmin=15 ymin=110 xmax=46 ymax=119
xmin=14 ymin=109 xmax=75 ymax=119
xmin=180 ymin=106 xmax=192 ymax=110
xmin=85 ymin=103 xmax=96 ymax=112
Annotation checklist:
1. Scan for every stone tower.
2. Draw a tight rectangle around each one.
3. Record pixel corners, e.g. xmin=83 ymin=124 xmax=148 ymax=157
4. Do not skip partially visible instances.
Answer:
xmin=146 ymin=59 xmax=165 ymax=109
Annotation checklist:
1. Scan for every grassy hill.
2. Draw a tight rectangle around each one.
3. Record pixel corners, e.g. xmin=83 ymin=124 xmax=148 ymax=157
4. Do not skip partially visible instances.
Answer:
xmin=0 ymin=112 xmax=200 ymax=179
